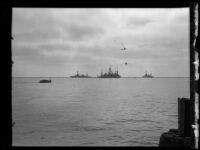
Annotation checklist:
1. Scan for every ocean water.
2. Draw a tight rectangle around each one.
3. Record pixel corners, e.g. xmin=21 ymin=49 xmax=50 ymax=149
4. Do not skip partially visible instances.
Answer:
xmin=12 ymin=77 xmax=190 ymax=146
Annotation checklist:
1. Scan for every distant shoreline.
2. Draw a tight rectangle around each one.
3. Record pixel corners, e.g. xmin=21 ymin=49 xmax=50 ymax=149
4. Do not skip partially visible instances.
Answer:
xmin=12 ymin=77 xmax=190 ymax=78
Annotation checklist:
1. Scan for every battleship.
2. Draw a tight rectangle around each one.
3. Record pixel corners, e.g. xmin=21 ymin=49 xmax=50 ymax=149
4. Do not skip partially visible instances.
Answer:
xmin=142 ymin=71 xmax=154 ymax=78
xmin=97 ymin=66 xmax=121 ymax=78
xmin=70 ymin=71 xmax=92 ymax=78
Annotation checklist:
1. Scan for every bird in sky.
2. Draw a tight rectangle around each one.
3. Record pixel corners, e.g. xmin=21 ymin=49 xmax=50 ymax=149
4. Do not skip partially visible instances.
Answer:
xmin=114 ymin=40 xmax=127 ymax=50
xmin=121 ymin=47 xmax=127 ymax=50
xmin=121 ymin=42 xmax=127 ymax=51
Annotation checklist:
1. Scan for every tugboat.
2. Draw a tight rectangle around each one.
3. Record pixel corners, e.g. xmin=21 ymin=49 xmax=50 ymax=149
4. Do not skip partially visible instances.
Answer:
xmin=142 ymin=71 xmax=154 ymax=78
xmin=97 ymin=66 xmax=121 ymax=78
xmin=39 ymin=79 xmax=51 ymax=83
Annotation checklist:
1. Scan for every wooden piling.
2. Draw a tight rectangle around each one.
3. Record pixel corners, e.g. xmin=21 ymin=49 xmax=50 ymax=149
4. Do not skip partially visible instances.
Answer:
xmin=178 ymin=98 xmax=191 ymax=137
xmin=159 ymin=98 xmax=191 ymax=147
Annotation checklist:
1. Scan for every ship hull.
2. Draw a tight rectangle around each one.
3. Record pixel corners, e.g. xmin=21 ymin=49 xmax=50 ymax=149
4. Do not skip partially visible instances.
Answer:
xmin=97 ymin=76 xmax=121 ymax=78
xmin=39 ymin=80 xmax=51 ymax=83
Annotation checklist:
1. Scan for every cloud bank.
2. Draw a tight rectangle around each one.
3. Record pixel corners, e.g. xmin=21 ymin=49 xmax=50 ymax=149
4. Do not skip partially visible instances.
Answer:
xmin=12 ymin=8 xmax=189 ymax=77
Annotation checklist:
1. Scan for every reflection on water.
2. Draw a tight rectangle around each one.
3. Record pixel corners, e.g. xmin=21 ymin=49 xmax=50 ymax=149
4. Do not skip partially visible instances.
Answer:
xmin=12 ymin=77 xmax=189 ymax=146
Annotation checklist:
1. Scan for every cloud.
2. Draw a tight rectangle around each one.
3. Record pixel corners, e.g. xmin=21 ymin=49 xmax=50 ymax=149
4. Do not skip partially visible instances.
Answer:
xmin=13 ymin=45 xmax=69 ymax=66
xmin=126 ymin=17 xmax=155 ymax=27
xmin=63 ymin=23 xmax=105 ymax=41
xmin=38 ymin=43 xmax=73 ymax=52
xmin=13 ymin=29 xmax=62 ymax=43
xmin=13 ymin=8 xmax=106 ymax=44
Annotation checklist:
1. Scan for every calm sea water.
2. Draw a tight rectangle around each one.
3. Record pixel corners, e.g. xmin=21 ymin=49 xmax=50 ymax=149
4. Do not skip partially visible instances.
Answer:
xmin=12 ymin=77 xmax=190 ymax=146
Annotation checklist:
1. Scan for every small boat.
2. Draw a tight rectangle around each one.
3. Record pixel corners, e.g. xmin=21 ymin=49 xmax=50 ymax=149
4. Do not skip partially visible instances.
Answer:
xmin=39 ymin=79 xmax=51 ymax=83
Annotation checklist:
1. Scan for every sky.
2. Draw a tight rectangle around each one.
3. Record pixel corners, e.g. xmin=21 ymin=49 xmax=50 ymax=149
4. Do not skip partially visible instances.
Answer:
xmin=12 ymin=8 xmax=190 ymax=77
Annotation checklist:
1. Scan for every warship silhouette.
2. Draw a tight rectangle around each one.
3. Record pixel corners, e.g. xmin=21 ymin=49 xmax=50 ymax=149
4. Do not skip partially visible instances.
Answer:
xmin=70 ymin=71 xmax=92 ymax=78
xmin=97 ymin=66 xmax=121 ymax=78
xmin=142 ymin=71 xmax=154 ymax=78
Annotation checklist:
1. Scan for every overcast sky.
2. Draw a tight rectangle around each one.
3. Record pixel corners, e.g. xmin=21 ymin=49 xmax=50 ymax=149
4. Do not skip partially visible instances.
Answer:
xmin=12 ymin=8 xmax=189 ymax=77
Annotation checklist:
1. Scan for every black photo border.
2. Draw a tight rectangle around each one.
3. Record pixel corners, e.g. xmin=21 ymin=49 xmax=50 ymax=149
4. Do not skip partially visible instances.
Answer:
xmin=1 ymin=0 xmax=199 ymax=149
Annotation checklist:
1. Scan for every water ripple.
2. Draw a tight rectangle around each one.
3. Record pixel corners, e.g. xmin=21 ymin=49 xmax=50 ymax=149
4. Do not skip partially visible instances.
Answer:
xmin=114 ymin=118 xmax=161 ymax=124
xmin=72 ymin=125 xmax=112 ymax=132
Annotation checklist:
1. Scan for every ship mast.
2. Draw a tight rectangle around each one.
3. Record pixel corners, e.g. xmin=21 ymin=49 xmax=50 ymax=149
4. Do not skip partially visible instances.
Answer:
xmin=108 ymin=65 xmax=112 ymax=75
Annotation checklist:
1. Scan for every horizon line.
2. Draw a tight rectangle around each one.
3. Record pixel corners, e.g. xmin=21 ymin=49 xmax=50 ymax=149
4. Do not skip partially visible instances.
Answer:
xmin=12 ymin=76 xmax=190 ymax=78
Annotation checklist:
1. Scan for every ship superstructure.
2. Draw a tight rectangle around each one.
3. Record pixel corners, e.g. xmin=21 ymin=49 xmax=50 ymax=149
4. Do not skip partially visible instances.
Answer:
xmin=70 ymin=71 xmax=92 ymax=78
xmin=97 ymin=66 xmax=121 ymax=78
xmin=142 ymin=71 xmax=154 ymax=78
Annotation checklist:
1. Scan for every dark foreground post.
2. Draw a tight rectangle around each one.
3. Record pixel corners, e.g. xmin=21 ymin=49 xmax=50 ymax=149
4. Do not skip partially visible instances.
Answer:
xmin=159 ymin=98 xmax=191 ymax=147
xmin=178 ymin=98 xmax=191 ymax=137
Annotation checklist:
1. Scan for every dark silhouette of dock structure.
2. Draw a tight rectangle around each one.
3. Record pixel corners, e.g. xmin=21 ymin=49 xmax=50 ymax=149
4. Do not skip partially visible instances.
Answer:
xmin=159 ymin=98 xmax=192 ymax=147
